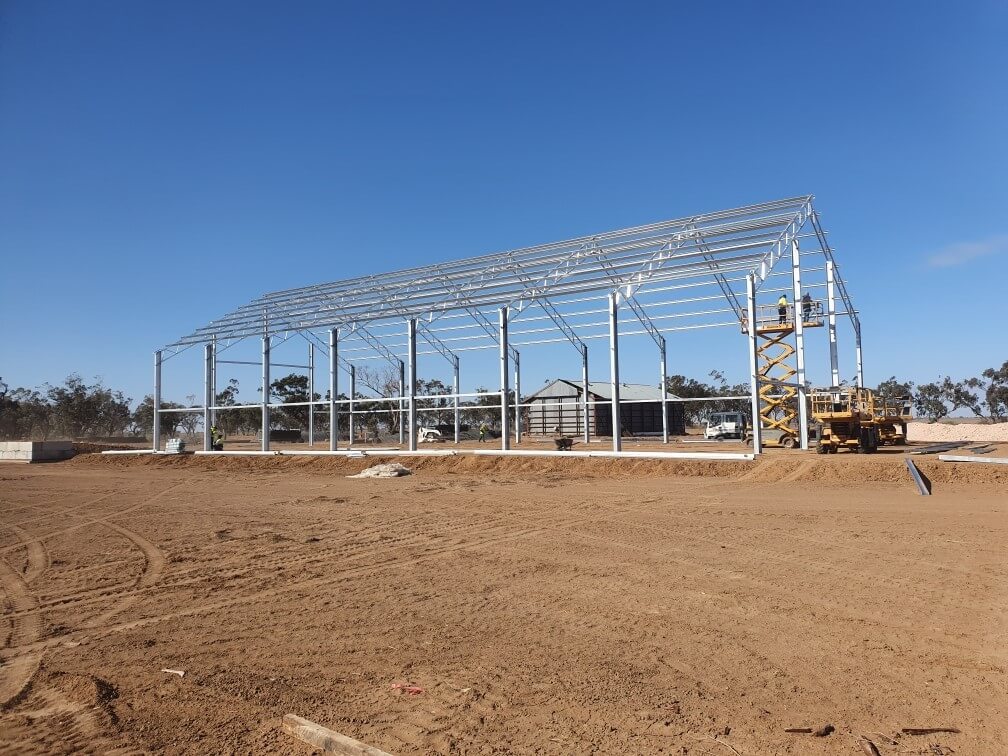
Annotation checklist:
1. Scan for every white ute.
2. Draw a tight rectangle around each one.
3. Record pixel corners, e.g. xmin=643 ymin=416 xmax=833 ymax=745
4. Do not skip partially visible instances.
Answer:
xmin=703 ymin=412 xmax=747 ymax=440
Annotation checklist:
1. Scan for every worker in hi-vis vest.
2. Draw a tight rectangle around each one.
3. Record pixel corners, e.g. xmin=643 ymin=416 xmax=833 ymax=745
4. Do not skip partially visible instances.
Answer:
xmin=777 ymin=294 xmax=788 ymax=325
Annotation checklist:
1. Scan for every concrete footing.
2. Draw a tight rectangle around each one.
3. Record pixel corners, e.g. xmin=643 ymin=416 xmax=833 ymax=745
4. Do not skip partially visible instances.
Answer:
xmin=0 ymin=441 xmax=75 ymax=462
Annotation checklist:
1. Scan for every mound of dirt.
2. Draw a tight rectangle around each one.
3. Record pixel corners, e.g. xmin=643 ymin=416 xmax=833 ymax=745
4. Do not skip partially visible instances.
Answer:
xmin=68 ymin=449 xmax=1008 ymax=489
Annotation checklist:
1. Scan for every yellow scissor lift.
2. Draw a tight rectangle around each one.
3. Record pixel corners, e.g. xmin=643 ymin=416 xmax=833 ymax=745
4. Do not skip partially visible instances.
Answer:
xmin=742 ymin=301 xmax=823 ymax=448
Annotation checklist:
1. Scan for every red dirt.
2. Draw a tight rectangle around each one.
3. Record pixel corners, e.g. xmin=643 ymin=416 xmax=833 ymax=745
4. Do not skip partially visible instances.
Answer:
xmin=1 ymin=453 xmax=1005 ymax=754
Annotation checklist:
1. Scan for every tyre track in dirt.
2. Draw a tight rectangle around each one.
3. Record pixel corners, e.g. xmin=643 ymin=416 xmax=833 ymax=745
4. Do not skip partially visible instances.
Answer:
xmin=0 ymin=545 xmax=43 ymax=709
xmin=80 ymin=521 xmax=168 ymax=629
xmin=5 ymin=524 xmax=547 ymax=658
xmin=4 ymin=505 xmax=494 ymax=624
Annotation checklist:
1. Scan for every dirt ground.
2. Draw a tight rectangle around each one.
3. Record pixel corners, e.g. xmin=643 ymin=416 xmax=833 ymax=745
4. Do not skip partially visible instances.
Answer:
xmin=1 ymin=451 xmax=1005 ymax=755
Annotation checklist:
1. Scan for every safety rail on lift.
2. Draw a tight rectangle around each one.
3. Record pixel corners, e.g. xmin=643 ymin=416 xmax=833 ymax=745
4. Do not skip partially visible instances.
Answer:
xmin=741 ymin=300 xmax=824 ymax=334
xmin=809 ymin=386 xmax=876 ymax=422
xmin=873 ymin=395 xmax=913 ymax=422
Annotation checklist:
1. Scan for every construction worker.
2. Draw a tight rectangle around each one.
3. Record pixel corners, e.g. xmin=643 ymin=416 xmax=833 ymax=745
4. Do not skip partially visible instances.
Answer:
xmin=801 ymin=292 xmax=812 ymax=322
xmin=478 ymin=422 xmax=488 ymax=442
xmin=777 ymin=293 xmax=788 ymax=325
xmin=210 ymin=425 xmax=225 ymax=451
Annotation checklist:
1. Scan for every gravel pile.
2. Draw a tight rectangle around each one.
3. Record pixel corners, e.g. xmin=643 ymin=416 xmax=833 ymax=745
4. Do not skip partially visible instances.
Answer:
xmin=907 ymin=421 xmax=1008 ymax=443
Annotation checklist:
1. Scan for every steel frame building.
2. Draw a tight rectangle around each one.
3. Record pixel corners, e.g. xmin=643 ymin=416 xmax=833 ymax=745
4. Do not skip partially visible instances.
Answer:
xmin=153 ymin=195 xmax=861 ymax=457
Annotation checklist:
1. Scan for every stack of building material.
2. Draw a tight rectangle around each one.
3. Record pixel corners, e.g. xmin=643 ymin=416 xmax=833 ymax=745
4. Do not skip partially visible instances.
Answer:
xmin=165 ymin=438 xmax=186 ymax=454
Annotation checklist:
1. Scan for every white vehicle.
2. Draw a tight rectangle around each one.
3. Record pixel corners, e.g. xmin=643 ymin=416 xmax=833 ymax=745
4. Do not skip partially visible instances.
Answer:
xmin=704 ymin=411 xmax=747 ymax=440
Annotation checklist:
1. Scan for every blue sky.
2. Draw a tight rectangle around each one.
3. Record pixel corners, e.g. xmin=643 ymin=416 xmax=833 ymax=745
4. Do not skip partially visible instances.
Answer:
xmin=1 ymin=1 xmax=1006 ymax=404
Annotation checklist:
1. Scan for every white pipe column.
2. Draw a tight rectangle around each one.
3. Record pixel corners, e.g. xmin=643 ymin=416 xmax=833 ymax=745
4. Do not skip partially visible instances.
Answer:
xmin=790 ymin=239 xmax=809 ymax=450
xmin=452 ymin=356 xmax=460 ymax=444
xmin=203 ymin=343 xmax=213 ymax=451
xmin=855 ymin=321 xmax=864 ymax=388
xmin=581 ymin=344 xmax=590 ymax=444
xmin=153 ymin=350 xmax=162 ymax=452
xmin=328 ymin=328 xmax=338 ymax=451
xmin=514 ymin=351 xmax=521 ymax=445
xmin=498 ymin=307 xmax=510 ymax=450
xmin=608 ymin=292 xmax=622 ymax=452
xmin=407 ymin=318 xmax=417 ymax=452
xmin=307 ymin=343 xmax=314 ymax=447
xmin=398 ymin=360 xmax=406 ymax=446
xmin=261 ymin=333 xmax=271 ymax=452
xmin=348 ymin=365 xmax=356 ymax=446
xmin=826 ymin=260 xmax=840 ymax=386
xmin=210 ymin=335 xmax=217 ymax=427
xmin=746 ymin=274 xmax=763 ymax=454
xmin=659 ymin=336 xmax=669 ymax=444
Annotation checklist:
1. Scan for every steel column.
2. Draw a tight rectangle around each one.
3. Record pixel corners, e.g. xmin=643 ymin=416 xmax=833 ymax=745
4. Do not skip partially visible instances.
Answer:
xmin=499 ymin=307 xmax=510 ymax=450
xmin=826 ymin=260 xmax=840 ymax=386
xmin=608 ymin=292 xmax=622 ymax=452
xmin=153 ymin=350 xmax=162 ymax=452
xmin=581 ymin=344 xmax=590 ymax=444
xmin=210 ymin=335 xmax=217 ymax=427
xmin=659 ymin=336 xmax=669 ymax=444
xmin=329 ymin=328 xmax=338 ymax=451
xmin=790 ymin=239 xmax=809 ymax=450
xmin=399 ymin=360 xmax=406 ymax=446
xmin=203 ymin=343 xmax=212 ymax=451
xmin=408 ymin=319 xmax=417 ymax=451
xmin=348 ymin=364 xmax=356 ymax=446
xmin=452 ymin=356 xmax=460 ymax=444
xmin=855 ymin=322 xmax=864 ymax=388
xmin=746 ymin=274 xmax=763 ymax=454
xmin=307 ymin=343 xmax=315 ymax=446
xmin=514 ymin=351 xmax=521 ymax=445
xmin=261 ymin=335 xmax=271 ymax=452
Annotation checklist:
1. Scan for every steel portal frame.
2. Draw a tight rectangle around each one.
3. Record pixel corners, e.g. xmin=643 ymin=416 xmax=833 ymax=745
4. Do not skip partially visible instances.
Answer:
xmin=153 ymin=195 xmax=862 ymax=456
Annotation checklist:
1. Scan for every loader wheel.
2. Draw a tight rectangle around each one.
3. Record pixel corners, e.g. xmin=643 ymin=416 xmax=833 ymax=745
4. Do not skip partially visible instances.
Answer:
xmin=816 ymin=443 xmax=828 ymax=455
xmin=781 ymin=436 xmax=796 ymax=450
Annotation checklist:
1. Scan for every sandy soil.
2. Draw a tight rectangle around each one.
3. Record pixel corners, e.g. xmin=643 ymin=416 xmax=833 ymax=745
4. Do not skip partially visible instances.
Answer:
xmin=1 ymin=453 xmax=1005 ymax=755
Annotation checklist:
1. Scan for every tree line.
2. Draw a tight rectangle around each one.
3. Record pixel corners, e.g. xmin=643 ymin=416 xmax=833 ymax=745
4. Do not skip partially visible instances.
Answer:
xmin=0 ymin=369 xmax=514 ymax=441
xmin=2 ymin=359 xmax=1005 ymax=440
xmin=876 ymin=360 xmax=1008 ymax=422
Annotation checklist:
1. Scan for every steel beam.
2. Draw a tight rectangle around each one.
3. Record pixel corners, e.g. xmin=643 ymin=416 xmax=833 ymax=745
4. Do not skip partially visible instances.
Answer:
xmin=514 ymin=351 xmax=521 ymax=444
xmin=499 ymin=307 xmax=510 ymax=450
xmin=203 ymin=343 xmax=212 ymax=451
xmin=608 ymin=293 xmax=621 ymax=453
xmin=826 ymin=260 xmax=840 ymax=385
xmin=452 ymin=356 xmax=460 ymax=444
xmin=660 ymin=336 xmax=669 ymax=444
xmin=348 ymin=364 xmax=356 ymax=446
xmin=398 ymin=360 xmax=406 ymax=446
xmin=329 ymin=328 xmax=338 ymax=451
xmin=153 ymin=350 xmax=162 ymax=452
xmin=746 ymin=274 xmax=762 ymax=454
xmin=210 ymin=336 xmax=217 ymax=427
xmin=307 ymin=343 xmax=314 ymax=446
xmin=790 ymin=239 xmax=809 ymax=450
xmin=581 ymin=343 xmax=590 ymax=444
xmin=407 ymin=319 xmax=417 ymax=452
xmin=261 ymin=334 xmax=271 ymax=452
xmin=855 ymin=321 xmax=864 ymax=388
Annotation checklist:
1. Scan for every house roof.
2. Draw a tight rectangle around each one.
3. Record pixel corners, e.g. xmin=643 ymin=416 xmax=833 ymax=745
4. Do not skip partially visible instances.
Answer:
xmin=525 ymin=378 xmax=680 ymax=402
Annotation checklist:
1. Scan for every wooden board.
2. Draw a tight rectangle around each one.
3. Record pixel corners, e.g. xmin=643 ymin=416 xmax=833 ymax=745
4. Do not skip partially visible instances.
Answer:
xmin=282 ymin=714 xmax=394 ymax=756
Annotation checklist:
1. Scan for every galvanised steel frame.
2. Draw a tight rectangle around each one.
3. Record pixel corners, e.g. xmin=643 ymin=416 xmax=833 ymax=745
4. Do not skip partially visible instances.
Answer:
xmin=153 ymin=196 xmax=861 ymax=456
